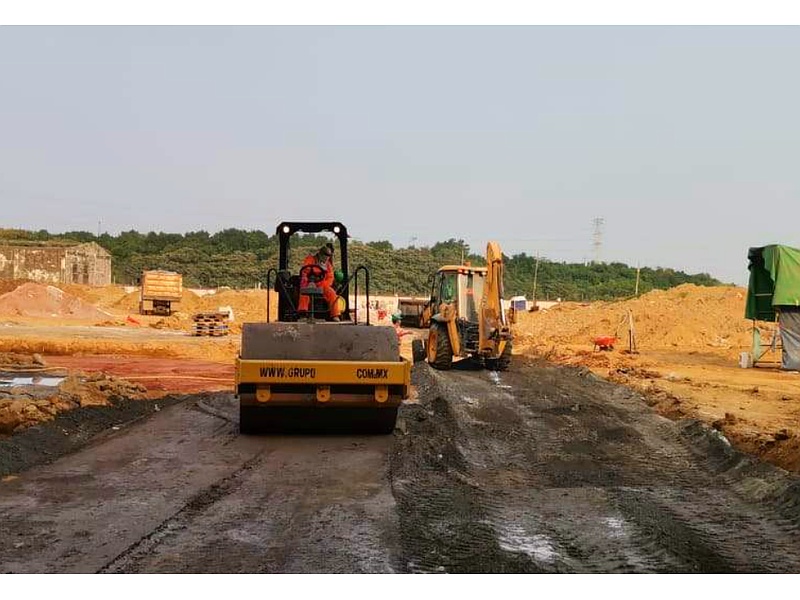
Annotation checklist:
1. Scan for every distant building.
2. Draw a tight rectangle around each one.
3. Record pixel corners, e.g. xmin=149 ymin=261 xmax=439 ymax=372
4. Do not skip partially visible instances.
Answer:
xmin=0 ymin=241 xmax=112 ymax=286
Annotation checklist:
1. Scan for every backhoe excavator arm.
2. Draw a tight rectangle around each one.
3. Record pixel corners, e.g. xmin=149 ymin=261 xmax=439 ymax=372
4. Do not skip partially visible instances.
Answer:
xmin=479 ymin=241 xmax=511 ymax=355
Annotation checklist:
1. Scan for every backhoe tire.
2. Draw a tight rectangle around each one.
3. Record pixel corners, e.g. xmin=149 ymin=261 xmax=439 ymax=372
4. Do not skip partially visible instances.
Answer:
xmin=486 ymin=340 xmax=513 ymax=372
xmin=497 ymin=340 xmax=513 ymax=371
xmin=412 ymin=338 xmax=426 ymax=363
xmin=427 ymin=322 xmax=453 ymax=370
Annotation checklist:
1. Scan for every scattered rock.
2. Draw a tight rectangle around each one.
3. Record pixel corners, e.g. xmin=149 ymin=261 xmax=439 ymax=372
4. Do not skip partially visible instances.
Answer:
xmin=0 ymin=352 xmax=46 ymax=369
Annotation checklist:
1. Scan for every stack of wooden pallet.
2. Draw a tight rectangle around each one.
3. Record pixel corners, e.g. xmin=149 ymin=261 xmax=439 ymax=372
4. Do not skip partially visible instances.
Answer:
xmin=191 ymin=312 xmax=230 ymax=337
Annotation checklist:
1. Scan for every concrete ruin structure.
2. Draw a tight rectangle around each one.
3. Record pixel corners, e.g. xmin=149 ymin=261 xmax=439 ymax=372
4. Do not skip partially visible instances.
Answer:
xmin=0 ymin=241 xmax=112 ymax=286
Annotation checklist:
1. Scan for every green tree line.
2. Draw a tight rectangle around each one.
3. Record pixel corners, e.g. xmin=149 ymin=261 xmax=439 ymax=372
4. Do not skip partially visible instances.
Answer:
xmin=0 ymin=228 xmax=723 ymax=299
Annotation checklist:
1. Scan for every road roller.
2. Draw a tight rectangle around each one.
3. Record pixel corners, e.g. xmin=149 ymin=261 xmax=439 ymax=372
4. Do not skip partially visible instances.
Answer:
xmin=235 ymin=221 xmax=411 ymax=434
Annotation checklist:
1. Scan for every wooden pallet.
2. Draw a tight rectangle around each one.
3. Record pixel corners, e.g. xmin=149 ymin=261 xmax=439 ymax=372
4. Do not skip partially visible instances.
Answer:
xmin=191 ymin=312 xmax=230 ymax=336
xmin=192 ymin=312 xmax=229 ymax=322
xmin=192 ymin=329 xmax=229 ymax=337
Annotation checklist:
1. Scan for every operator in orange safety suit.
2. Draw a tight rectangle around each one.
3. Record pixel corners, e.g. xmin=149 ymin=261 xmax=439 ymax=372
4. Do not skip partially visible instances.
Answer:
xmin=298 ymin=242 xmax=342 ymax=321
xmin=391 ymin=313 xmax=410 ymax=341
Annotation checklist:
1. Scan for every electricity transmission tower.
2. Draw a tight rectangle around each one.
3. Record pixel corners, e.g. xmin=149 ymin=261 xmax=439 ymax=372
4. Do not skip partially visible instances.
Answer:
xmin=591 ymin=217 xmax=604 ymax=264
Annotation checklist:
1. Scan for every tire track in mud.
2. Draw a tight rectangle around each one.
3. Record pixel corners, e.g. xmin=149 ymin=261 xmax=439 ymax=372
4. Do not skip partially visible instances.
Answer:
xmin=3 ymin=392 xmax=398 ymax=574
xmin=393 ymin=365 xmax=674 ymax=573
xmin=390 ymin=387 xmax=544 ymax=573
xmin=391 ymin=359 xmax=800 ymax=573
xmin=97 ymin=415 xmax=400 ymax=574
xmin=98 ymin=452 xmax=266 ymax=573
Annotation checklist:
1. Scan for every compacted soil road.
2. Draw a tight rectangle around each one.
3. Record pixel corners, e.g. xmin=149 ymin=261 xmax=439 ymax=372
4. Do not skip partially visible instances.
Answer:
xmin=1 ymin=358 xmax=799 ymax=573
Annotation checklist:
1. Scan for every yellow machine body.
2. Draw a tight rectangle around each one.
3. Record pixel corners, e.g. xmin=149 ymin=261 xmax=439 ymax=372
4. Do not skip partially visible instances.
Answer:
xmin=236 ymin=322 xmax=410 ymax=434
xmin=423 ymin=242 xmax=513 ymax=370
xmin=236 ymin=358 xmax=410 ymax=407
xmin=236 ymin=221 xmax=410 ymax=434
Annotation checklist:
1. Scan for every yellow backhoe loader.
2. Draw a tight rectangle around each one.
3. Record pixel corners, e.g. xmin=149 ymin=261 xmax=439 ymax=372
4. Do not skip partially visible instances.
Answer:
xmin=413 ymin=241 xmax=512 ymax=370
xmin=235 ymin=221 xmax=411 ymax=434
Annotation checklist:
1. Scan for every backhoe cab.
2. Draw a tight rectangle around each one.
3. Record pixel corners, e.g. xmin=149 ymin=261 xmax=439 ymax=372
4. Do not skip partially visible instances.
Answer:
xmin=416 ymin=242 xmax=513 ymax=371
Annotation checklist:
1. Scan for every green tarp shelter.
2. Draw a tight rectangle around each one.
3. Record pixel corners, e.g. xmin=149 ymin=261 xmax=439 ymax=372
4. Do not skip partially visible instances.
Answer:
xmin=745 ymin=244 xmax=800 ymax=321
xmin=746 ymin=244 xmax=800 ymax=370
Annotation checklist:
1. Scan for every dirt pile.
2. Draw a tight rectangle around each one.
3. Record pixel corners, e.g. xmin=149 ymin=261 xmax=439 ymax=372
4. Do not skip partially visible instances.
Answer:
xmin=511 ymin=283 xmax=800 ymax=474
xmin=112 ymin=288 xmax=203 ymax=314
xmin=0 ymin=283 xmax=113 ymax=320
xmin=38 ymin=286 xmax=276 ymax=336
xmin=149 ymin=316 xmax=185 ymax=330
xmin=515 ymin=284 xmax=752 ymax=354
xmin=193 ymin=289 xmax=270 ymax=323
xmin=58 ymin=372 xmax=148 ymax=406
xmin=0 ymin=352 xmax=48 ymax=369
xmin=110 ymin=288 xmax=272 ymax=327
xmin=62 ymin=283 xmax=131 ymax=309
xmin=0 ymin=372 xmax=147 ymax=434
xmin=113 ymin=288 xmax=148 ymax=313
xmin=0 ymin=279 xmax=30 ymax=296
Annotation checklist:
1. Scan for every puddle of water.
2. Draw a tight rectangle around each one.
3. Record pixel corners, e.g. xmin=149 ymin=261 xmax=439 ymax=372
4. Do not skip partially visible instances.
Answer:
xmin=487 ymin=370 xmax=513 ymax=390
xmin=497 ymin=524 xmax=559 ymax=563
xmin=0 ymin=376 xmax=64 ymax=387
xmin=601 ymin=516 xmax=627 ymax=538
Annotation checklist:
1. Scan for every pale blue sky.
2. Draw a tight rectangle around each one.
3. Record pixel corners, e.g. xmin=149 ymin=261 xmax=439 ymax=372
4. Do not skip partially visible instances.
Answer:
xmin=1 ymin=26 xmax=799 ymax=284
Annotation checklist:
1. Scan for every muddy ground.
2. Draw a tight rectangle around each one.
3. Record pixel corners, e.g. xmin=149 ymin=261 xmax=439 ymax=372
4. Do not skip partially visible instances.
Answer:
xmin=513 ymin=287 xmax=800 ymax=474
xmin=3 ymin=281 xmax=798 ymax=475
xmin=1 ymin=359 xmax=799 ymax=573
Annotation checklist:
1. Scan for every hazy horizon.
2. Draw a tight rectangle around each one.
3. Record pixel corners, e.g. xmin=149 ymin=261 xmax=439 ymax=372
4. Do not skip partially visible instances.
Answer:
xmin=2 ymin=26 xmax=799 ymax=285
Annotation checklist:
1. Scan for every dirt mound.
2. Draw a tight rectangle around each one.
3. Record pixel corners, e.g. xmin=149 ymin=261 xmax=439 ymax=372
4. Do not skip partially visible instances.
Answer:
xmin=113 ymin=289 xmax=142 ymax=312
xmin=58 ymin=372 xmax=148 ymax=406
xmin=0 ymin=279 xmax=31 ymax=296
xmin=0 ymin=352 xmax=47 ymax=369
xmin=111 ymin=288 xmax=274 ymax=331
xmin=511 ymin=283 xmax=800 ymax=474
xmin=149 ymin=316 xmax=185 ymax=330
xmin=110 ymin=285 xmax=275 ymax=318
xmin=0 ymin=283 xmax=113 ymax=320
xmin=515 ymin=284 xmax=752 ymax=353
xmin=61 ymin=283 xmax=132 ymax=310
xmin=113 ymin=288 xmax=205 ymax=316
xmin=0 ymin=372 xmax=147 ymax=435
xmin=192 ymin=289 xmax=270 ymax=323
